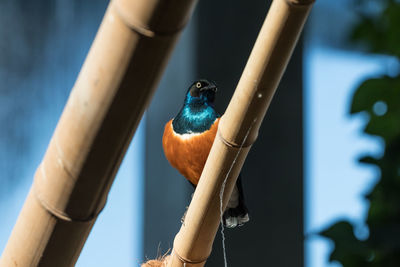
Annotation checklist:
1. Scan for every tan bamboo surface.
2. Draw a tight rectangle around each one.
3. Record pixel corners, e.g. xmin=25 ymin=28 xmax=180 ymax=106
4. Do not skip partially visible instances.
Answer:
xmin=167 ymin=0 xmax=315 ymax=266
xmin=0 ymin=0 xmax=197 ymax=266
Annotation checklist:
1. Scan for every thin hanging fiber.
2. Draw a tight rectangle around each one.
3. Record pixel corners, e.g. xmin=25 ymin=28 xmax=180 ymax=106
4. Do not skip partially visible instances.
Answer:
xmin=219 ymin=118 xmax=257 ymax=267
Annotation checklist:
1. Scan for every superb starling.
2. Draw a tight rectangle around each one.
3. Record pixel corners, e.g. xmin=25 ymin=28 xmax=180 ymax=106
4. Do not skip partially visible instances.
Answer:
xmin=162 ymin=79 xmax=249 ymax=228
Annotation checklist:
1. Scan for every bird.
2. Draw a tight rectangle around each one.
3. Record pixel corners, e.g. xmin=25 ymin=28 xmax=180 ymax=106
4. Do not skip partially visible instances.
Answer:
xmin=162 ymin=79 xmax=249 ymax=228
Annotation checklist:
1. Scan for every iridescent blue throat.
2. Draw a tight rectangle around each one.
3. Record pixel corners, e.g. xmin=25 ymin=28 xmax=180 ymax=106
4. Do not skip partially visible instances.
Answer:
xmin=172 ymin=102 xmax=219 ymax=134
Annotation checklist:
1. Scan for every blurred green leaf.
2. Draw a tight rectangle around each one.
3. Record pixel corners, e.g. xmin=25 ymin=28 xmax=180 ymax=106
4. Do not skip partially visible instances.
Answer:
xmin=350 ymin=77 xmax=400 ymax=114
xmin=351 ymin=2 xmax=400 ymax=57
xmin=320 ymin=221 xmax=372 ymax=266
xmin=358 ymin=155 xmax=380 ymax=165
xmin=383 ymin=2 xmax=400 ymax=57
xmin=350 ymin=76 xmax=400 ymax=143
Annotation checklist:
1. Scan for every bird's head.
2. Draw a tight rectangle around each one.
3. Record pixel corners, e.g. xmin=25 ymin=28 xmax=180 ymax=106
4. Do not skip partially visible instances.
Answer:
xmin=184 ymin=79 xmax=217 ymax=106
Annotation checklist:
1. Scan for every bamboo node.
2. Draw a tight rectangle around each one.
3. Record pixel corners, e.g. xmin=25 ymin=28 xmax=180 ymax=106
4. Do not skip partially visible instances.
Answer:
xmin=172 ymin=249 xmax=208 ymax=265
xmin=285 ymin=0 xmax=315 ymax=6
xmin=217 ymin=117 xmax=259 ymax=149
xmin=111 ymin=1 xmax=186 ymax=38
xmin=217 ymin=131 xmax=254 ymax=149
xmin=33 ymin=168 xmax=103 ymax=223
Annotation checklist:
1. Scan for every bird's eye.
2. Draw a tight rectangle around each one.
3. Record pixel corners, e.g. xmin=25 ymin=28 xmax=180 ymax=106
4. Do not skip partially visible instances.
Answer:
xmin=196 ymin=82 xmax=202 ymax=88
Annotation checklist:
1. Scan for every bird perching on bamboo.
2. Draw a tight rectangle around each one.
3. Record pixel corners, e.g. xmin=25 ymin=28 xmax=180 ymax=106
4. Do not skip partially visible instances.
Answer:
xmin=162 ymin=80 xmax=249 ymax=228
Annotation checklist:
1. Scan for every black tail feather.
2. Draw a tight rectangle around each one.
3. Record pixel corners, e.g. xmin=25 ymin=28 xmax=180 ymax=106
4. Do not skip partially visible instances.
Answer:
xmin=223 ymin=174 xmax=249 ymax=228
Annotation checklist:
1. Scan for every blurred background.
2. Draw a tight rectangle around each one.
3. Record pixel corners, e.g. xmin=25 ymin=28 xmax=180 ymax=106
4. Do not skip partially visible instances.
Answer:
xmin=0 ymin=0 xmax=398 ymax=266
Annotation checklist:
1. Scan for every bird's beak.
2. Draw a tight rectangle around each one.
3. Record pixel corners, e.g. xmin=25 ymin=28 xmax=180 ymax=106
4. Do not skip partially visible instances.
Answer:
xmin=200 ymin=85 xmax=217 ymax=92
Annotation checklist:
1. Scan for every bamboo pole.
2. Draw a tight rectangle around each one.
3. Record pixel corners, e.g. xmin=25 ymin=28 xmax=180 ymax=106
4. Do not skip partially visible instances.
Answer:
xmin=0 ymin=0 xmax=197 ymax=266
xmin=168 ymin=0 xmax=314 ymax=266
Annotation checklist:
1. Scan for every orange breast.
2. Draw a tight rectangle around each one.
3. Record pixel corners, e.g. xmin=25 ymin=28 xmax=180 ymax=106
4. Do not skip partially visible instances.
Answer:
xmin=162 ymin=118 xmax=219 ymax=185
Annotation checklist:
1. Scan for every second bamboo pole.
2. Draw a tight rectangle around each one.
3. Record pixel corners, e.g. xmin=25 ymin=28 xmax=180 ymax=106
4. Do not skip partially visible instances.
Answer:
xmin=168 ymin=0 xmax=314 ymax=266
